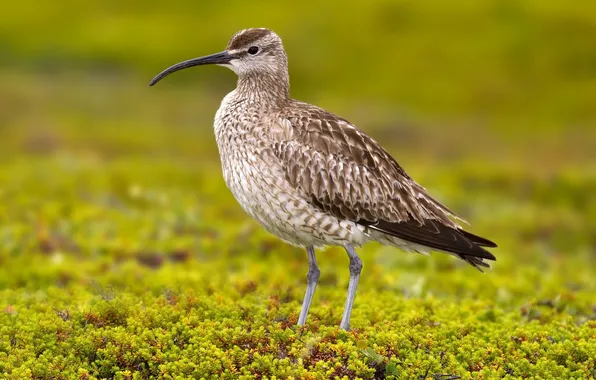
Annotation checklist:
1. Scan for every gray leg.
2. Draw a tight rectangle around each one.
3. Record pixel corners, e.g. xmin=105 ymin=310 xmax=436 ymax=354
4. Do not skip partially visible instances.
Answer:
xmin=339 ymin=245 xmax=363 ymax=330
xmin=297 ymin=246 xmax=320 ymax=326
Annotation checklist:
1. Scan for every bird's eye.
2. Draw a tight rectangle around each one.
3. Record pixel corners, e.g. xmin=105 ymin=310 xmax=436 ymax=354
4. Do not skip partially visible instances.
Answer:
xmin=248 ymin=46 xmax=259 ymax=55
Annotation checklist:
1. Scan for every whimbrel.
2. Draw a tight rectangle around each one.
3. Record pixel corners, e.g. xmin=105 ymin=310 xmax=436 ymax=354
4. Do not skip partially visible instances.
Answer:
xmin=150 ymin=28 xmax=497 ymax=330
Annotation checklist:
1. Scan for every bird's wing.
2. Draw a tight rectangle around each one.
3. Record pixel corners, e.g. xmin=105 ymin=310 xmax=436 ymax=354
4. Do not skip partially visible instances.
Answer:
xmin=272 ymin=103 xmax=496 ymax=268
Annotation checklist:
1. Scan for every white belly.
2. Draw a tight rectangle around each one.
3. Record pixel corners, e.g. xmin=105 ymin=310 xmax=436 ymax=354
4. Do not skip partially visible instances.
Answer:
xmin=213 ymin=95 xmax=368 ymax=247
xmin=219 ymin=141 xmax=367 ymax=247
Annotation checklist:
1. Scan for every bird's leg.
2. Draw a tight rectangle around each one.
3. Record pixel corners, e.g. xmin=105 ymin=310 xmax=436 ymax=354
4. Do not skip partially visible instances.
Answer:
xmin=339 ymin=245 xmax=363 ymax=330
xmin=297 ymin=246 xmax=320 ymax=326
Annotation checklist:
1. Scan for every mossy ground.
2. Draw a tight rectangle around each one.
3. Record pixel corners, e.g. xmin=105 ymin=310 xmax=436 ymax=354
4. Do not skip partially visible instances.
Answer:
xmin=1 ymin=151 xmax=595 ymax=379
xmin=2 ymin=1 xmax=596 ymax=379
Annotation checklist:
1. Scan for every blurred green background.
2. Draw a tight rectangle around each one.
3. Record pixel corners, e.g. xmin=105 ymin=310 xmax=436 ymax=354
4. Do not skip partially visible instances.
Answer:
xmin=1 ymin=1 xmax=596 ymax=378
xmin=2 ymin=0 xmax=596 ymax=162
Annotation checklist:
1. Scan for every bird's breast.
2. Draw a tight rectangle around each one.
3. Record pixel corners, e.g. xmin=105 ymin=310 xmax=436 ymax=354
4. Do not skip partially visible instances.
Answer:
xmin=214 ymin=101 xmax=284 ymax=208
xmin=211 ymin=96 xmax=367 ymax=247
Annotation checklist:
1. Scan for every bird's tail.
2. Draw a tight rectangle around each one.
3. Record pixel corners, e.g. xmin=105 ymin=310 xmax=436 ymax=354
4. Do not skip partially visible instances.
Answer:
xmin=363 ymin=218 xmax=497 ymax=271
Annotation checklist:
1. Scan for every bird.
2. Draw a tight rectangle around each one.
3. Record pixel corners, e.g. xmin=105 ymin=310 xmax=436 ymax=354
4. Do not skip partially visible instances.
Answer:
xmin=149 ymin=28 xmax=497 ymax=331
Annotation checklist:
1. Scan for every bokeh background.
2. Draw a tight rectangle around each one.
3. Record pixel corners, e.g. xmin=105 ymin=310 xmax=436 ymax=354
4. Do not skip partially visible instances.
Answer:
xmin=1 ymin=1 xmax=595 ymax=378
xmin=3 ymin=1 xmax=596 ymax=162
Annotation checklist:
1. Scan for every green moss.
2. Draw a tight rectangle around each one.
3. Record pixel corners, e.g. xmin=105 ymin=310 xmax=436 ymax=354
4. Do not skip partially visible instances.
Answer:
xmin=0 ymin=156 xmax=594 ymax=378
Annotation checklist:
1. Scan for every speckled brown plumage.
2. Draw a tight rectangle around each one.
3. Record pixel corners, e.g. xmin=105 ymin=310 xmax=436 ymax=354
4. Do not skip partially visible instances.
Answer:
xmin=150 ymin=27 xmax=497 ymax=330
xmin=269 ymin=102 xmax=496 ymax=267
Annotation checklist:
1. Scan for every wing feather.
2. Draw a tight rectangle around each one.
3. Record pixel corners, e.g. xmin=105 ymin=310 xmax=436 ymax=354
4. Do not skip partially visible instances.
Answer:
xmin=271 ymin=102 xmax=497 ymax=267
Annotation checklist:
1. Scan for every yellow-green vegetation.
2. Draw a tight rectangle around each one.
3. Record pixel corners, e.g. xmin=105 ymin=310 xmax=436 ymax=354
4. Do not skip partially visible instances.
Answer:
xmin=1 ymin=1 xmax=596 ymax=379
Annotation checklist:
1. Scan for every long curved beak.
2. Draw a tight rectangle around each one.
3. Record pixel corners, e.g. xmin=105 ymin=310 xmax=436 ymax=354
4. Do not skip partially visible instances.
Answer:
xmin=149 ymin=51 xmax=232 ymax=86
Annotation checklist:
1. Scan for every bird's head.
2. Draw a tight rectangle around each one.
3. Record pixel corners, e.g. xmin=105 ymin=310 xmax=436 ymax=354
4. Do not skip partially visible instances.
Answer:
xmin=150 ymin=28 xmax=287 ymax=86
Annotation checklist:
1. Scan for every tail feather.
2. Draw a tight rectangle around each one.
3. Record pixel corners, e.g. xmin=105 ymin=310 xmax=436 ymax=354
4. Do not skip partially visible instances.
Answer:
xmin=360 ymin=218 xmax=497 ymax=270
xmin=459 ymin=229 xmax=497 ymax=248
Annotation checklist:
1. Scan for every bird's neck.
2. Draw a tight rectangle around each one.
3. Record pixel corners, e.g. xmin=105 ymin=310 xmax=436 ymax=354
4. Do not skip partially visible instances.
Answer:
xmin=236 ymin=71 xmax=290 ymax=107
